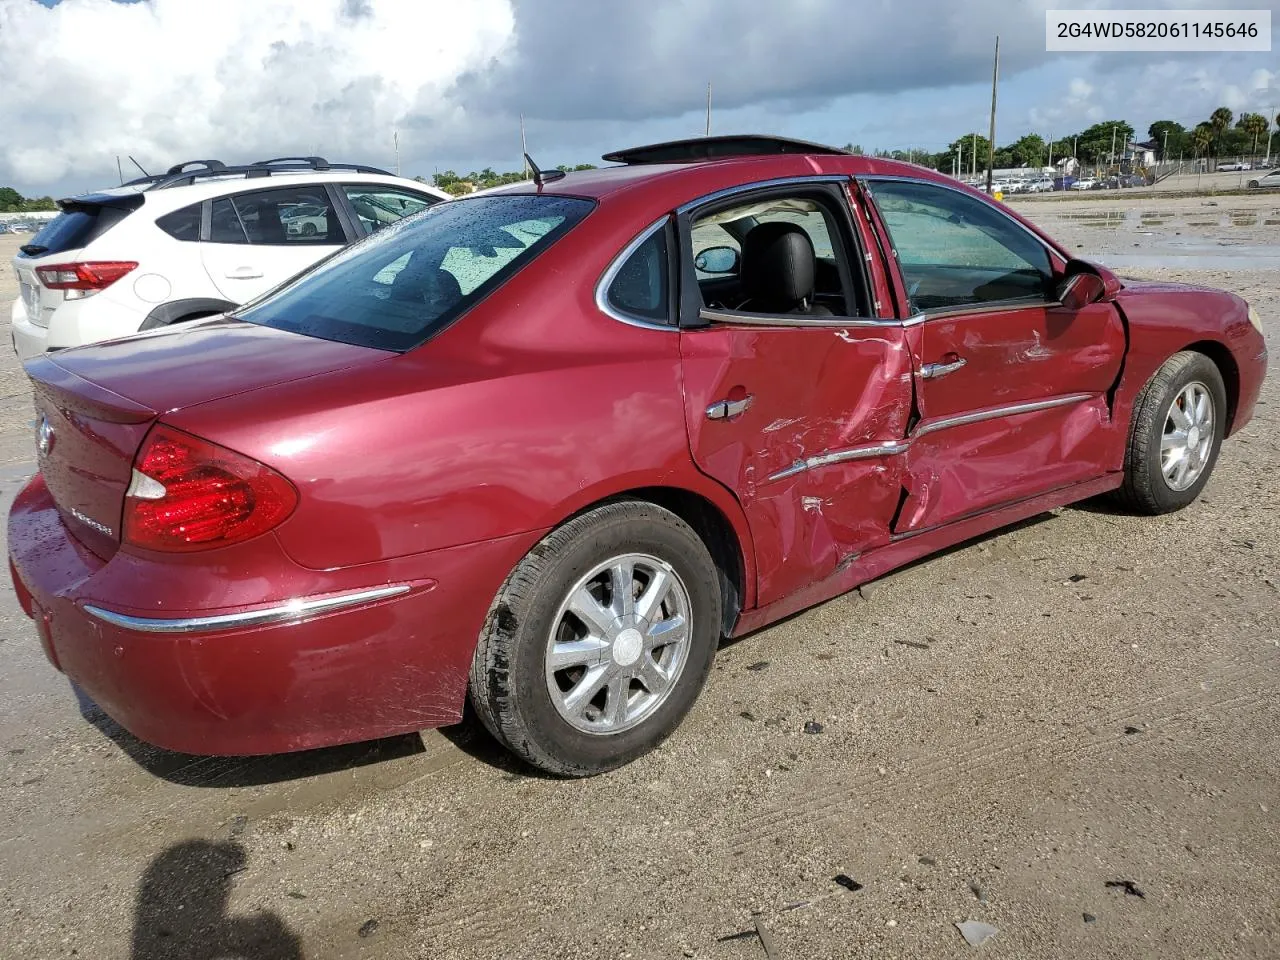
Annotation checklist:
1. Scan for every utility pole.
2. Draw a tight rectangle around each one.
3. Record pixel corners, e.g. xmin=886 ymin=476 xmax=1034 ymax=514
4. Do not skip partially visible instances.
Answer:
xmin=705 ymin=82 xmax=712 ymax=136
xmin=972 ymin=132 xmax=977 ymax=178
xmin=985 ymin=35 xmax=999 ymax=194
xmin=520 ymin=113 xmax=529 ymax=179
xmin=1047 ymin=133 xmax=1053 ymax=173
xmin=393 ymin=129 xmax=400 ymax=177
xmin=1162 ymin=128 xmax=1169 ymax=171
xmin=1109 ymin=124 xmax=1117 ymax=170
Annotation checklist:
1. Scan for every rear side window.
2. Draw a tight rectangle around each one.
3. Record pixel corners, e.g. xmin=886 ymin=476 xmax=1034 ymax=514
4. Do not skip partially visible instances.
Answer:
xmin=208 ymin=187 xmax=342 ymax=246
xmin=606 ymin=225 xmax=670 ymax=323
xmin=342 ymin=185 xmax=440 ymax=235
xmin=237 ymin=194 xmax=594 ymax=351
xmin=19 ymin=207 xmax=128 ymax=257
xmin=156 ymin=203 xmax=201 ymax=241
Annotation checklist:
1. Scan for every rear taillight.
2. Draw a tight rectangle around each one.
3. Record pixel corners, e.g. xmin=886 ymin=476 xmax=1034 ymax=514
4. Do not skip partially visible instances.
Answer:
xmin=123 ymin=424 xmax=297 ymax=553
xmin=35 ymin=261 xmax=137 ymax=296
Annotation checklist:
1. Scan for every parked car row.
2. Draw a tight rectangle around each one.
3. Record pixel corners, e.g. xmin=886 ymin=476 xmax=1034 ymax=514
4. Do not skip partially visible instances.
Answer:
xmin=5 ymin=135 xmax=1267 ymax=775
xmin=9 ymin=157 xmax=449 ymax=358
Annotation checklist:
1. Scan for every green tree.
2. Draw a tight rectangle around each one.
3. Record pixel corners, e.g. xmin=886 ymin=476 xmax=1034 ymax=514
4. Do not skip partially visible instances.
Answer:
xmin=572 ymin=163 xmax=598 ymax=171
xmin=1237 ymin=112 xmax=1269 ymax=158
xmin=1007 ymin=133 xmax=1046 ymax=167
xmin=1147 ymin=120 xmax=1187 ymax=160
xmin=1209 ymin=107 xmax=1233 ymax=155
xmin=22 ymin=197 xmax=56 ymax=212
xmin=840 ymin=143 xmax=865 ymax=155
xmin=0 ymin=186 xmax=23 ymax=212
xmin=1075 ymin=120 xmax=1134 ymax=164
xmin=1191 ymin=123 xmax=1214 ymax=157
xmin=432 ymin=170 xmax=461 ymax=188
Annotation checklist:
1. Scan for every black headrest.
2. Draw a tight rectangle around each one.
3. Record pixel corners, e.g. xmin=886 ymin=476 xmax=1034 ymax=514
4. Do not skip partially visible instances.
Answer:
xmin=740 ymin=222 xmax=816 ymax=307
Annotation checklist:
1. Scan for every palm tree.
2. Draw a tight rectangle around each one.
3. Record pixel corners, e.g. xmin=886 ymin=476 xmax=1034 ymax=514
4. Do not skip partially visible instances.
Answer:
xmin=1191 ymin=124 xmax=1214 ymax=158
xmin=1237 ymin=113 xmax=1269 ymax=161
xmin=1209 ymin=107 xmax=1233 ymax=157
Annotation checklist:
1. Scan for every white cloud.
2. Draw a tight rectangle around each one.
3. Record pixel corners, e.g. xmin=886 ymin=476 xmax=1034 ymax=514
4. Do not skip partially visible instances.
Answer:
xmin=0 ymin=0 xmax=513 ymax=190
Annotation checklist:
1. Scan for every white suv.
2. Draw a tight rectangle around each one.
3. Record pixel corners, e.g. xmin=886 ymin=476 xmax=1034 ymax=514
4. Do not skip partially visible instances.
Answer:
xmin=10 ymin=157 xmax=449 ymax=359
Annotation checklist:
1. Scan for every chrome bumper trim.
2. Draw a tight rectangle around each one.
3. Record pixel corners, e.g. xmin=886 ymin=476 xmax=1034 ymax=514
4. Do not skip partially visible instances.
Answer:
xmin=83 ymin=585 xmax=411 ymax=634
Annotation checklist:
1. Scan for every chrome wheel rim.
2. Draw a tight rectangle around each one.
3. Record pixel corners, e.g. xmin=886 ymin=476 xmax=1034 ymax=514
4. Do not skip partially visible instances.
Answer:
xmin=545 ymin=553 xmax=692 ymax=736
xmin=1161 ymin=380 xmax=1214 ymax=492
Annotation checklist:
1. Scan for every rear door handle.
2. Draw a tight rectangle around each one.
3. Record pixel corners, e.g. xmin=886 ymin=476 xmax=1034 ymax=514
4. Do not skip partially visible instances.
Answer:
xmin=706 ymin=395 xmax=754 ymax=420
xmin=225 ymin=267 xmax=264 ymax=279
xmin=921 ymin=356 xmax=966 ymax=379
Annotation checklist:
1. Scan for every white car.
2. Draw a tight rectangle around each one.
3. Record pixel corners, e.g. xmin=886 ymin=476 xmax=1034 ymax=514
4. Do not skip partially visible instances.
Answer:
xmin=1246 ymin=170 xmax=1280 ymax=189
xmin=1218 ymin=161 xmax=1252 ymax=172
xmin=10 ymin=157 xmax=449 ymax=359
xmin=1069 ymin=177 xmax=1097 ymax=191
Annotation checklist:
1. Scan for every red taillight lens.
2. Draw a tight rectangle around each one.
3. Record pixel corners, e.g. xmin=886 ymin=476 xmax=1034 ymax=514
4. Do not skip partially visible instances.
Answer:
xmin=35 ymin=261 xmax=138 ymax=291
xmin=123 ymin=425 xmax=298 ymax=553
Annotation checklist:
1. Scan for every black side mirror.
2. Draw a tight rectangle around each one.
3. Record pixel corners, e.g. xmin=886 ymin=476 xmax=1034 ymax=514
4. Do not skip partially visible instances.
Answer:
xmin=694 ymin=245 xmax=740 ymax=275
xmin=1058 ymin=271 xmax=1107 ymax=311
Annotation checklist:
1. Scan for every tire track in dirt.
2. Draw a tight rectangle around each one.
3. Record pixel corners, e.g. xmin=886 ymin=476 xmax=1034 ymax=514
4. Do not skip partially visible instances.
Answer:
xmin=412 ymin=648 xmax=1278 ymax=945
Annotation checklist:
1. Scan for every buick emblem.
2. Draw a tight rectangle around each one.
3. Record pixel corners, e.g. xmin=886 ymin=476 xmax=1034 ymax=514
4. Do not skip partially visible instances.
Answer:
xmin=36 ymin=416 xmax=53 ymax=457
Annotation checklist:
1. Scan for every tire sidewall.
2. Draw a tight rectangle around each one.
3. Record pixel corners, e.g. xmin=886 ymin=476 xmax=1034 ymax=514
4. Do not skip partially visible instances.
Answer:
xmin=497 ymin=510 xmax=720 ymax=774
xmin=1141 ymin=355 xmax=1227 ymax=511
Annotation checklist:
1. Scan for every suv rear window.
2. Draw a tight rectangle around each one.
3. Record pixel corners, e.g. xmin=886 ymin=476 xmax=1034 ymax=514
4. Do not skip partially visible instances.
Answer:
xmin=18 ymin=206 xmax=129 ymax=258
xmin=236 ymin=195 xmax=594 ymax=351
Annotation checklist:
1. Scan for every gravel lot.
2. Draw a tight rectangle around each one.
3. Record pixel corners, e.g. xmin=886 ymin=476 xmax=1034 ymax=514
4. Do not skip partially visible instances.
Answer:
xmin=0 ymin=190 xmax=1276 ymax=960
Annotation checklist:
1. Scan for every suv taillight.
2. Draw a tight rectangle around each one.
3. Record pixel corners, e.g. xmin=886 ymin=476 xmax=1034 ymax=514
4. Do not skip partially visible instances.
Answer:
xmin=123 ymin=425 xmax=298 ymax=553
xmin=35 ymin=261 xmax=137 ymax=295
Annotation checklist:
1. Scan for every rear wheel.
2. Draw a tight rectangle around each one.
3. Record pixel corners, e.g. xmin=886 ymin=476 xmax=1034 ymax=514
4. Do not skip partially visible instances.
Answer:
xmin=468 ymin=501 xmax=721 ymax=776
xmin=1116 ymin=351 xmax=1227 ymax=514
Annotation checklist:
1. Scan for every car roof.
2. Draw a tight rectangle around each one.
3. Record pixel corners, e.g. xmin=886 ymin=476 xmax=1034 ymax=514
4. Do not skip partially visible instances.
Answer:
xmin=59 ymin=170 xmax=449 ymax=214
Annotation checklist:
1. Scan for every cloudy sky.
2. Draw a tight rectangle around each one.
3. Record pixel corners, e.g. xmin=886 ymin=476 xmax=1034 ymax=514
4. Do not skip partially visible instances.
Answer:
xmin=1 ymin=0 xmax=1277 ymax=196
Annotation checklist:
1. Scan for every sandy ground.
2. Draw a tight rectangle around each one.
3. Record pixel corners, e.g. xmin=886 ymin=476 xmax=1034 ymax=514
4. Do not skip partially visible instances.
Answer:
xmin=0 ymin=189 xmax=1276 ymax=960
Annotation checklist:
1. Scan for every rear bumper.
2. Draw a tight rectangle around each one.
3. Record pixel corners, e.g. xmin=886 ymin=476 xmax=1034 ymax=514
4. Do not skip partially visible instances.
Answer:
xmin=11 ymin=297 xmax=47 ymax=361
xmin=8 ymin=473 xmax=536 ymax=756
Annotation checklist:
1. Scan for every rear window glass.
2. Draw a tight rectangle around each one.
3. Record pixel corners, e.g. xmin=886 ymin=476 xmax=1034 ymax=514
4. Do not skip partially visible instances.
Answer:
xmin=19 ymin=207 xmax=127 ymax=257
xmin=236 ymin=195 xmax=594 ymax=351
xmin=156 ymin=203 xmax=201 ymax=241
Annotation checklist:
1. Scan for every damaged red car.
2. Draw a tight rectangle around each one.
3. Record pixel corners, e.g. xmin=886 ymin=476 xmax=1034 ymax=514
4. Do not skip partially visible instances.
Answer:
xmin=8 ymin=136 xmax=1267 ymax=775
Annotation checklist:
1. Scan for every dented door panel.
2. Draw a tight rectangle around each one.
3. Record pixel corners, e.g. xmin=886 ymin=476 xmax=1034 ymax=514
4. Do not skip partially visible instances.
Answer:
xmin=680 ymin=322 xmax=913 ymax=606
xmin=895 ymin=300 xmax=1126 ymax=532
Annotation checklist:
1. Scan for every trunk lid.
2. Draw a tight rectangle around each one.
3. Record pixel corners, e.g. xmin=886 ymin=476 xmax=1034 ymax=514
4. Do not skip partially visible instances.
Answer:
xmin=26 ymin=318 xmax=392 ymax=558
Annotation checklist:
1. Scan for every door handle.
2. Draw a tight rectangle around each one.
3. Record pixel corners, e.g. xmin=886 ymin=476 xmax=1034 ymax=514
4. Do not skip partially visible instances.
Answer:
xmin=706 ymin=395 xmax=754 ymax=420
xmin=225 ymin=267 xmax=264 ymax=279
xmin=921 ymin=356 xmax=967 ymax=379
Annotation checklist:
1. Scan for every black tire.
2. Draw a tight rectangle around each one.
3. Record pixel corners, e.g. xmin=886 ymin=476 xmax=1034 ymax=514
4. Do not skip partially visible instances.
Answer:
xmin=301 ymin=222 xmax=318 ymax=236
xmin=1115 ymin=350 xmax=1227 ymax=514
xmin=468 ymin=501 xmax=722 ymax=776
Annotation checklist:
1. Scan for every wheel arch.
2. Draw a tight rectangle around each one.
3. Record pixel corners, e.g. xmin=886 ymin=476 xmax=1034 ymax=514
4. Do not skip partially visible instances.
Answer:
xmin=138 ymin=297 xmax=238 ymax=331
xmin=560 ymin=483 xmax=754 ymax=638
xmin=1181 ymin=339 xmax=1240 ymax=434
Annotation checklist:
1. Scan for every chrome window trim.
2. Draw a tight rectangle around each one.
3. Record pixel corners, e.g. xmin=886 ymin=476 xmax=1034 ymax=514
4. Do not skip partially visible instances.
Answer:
xmin=594 ymin=216 xmax=675 ymax=331
xmin=675 ymin=175 xmax=852 ymax=215
xmin=766 ymin=393 xmax=1094 ymax=481
xmin=699 ymin=307 xmax=926 ymax=329
xmin=83 ymin=584 xmax=411 ymax=634
xmin=921 ymin=299 xmax=1062 ymax=322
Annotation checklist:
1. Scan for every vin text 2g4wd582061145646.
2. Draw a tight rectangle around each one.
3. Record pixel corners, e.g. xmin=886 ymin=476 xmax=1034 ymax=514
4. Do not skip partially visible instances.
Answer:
xmin=7 ymin=136 xmax=1268 ymax=776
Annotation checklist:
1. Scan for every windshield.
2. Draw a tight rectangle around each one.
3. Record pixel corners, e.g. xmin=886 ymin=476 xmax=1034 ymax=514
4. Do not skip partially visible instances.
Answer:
xmin=236 ymin=194 xmax=595 ymax=351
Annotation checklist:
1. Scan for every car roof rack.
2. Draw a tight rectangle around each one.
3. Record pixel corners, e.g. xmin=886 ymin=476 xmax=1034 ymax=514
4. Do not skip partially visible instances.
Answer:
xmin=602 ymin=134 xmax=850 ymax=165
xmin=122 ymin=156 xmax=392 ymax=190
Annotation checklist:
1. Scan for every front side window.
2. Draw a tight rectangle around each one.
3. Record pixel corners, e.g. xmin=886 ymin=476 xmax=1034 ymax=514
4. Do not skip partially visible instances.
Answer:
xmin=605 ymin=225 xmax=670 ymax=323
xmin=209 ymin=186 xmax=341 ymax=245
xmin=237 ymin=194 xmax=594 ymax=351
xmin=865 ymin=179 xmax=1054 ymax=311
xmin=343 ymin=185 xmax=440 ymax=235
xmin=689 ymin=193 xmax=855 ymax=317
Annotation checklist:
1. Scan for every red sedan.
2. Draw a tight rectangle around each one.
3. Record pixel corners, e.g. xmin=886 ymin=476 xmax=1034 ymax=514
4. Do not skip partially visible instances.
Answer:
xmin=8 ymin=136 xmax=1267 ymax=775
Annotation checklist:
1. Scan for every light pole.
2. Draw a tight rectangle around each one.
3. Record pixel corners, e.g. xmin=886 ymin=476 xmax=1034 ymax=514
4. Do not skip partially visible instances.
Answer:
xmin=985 ymin=35 xmax=1000 ymax=195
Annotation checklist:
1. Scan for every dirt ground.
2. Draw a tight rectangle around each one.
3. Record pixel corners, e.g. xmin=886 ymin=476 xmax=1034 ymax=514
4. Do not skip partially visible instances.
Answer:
xmin=0 ymin=189 xmax=1276 ymax=960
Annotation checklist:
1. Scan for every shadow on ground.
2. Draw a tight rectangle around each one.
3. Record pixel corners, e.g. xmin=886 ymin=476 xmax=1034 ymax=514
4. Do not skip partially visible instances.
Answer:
xmin=132 ymin=840 xmax=303 ymax=960
xmin=72 ymin=683 xmax=425 ymax=787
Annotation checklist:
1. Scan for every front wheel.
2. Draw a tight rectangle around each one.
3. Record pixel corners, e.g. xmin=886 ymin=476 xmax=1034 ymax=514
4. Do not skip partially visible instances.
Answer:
xmin=468 ymin=501 xmax=722 ymax=776
xmin=1115 ymin=351 xmax=1227 ymax=514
